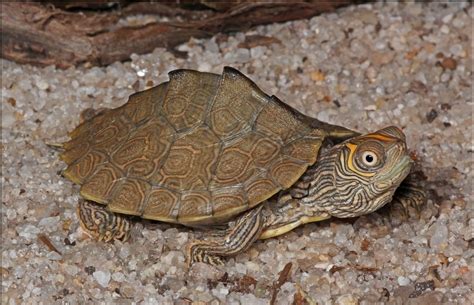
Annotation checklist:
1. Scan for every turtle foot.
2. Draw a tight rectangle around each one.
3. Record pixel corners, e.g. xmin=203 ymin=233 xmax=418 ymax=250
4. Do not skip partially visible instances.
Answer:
xmin=186 ymin=206 xmax=264 ymax=267
xmin=391 ymin=182 xmax=427 ymax=219
xmin=77 ymin=201 xmax=132 ymax=242
xmin=187 ymin=243 xmax=225 ymax=266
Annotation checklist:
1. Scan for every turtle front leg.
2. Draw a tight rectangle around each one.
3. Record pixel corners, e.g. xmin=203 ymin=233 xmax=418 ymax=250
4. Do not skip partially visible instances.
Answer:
xmin=77 ymin=201 xmax=132 ymax=242
xmin=390 ymin=176 xmax=426 ymax=219
xmin=187 ymin=206 xmax=265 ymax=266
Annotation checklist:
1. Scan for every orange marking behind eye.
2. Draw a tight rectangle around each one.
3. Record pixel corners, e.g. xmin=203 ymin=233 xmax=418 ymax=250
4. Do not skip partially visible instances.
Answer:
xmin=345 ymin=143 xmax=375 ymax=178
xmin=365 ymin=133 xmax=397 ymax=142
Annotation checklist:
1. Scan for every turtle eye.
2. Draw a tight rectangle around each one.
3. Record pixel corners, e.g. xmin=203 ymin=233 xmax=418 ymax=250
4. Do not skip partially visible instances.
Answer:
xmin=352 ymin=140 xmax=384 ymax=171
xmin=362 ymin=151 xmax=378 ymax=167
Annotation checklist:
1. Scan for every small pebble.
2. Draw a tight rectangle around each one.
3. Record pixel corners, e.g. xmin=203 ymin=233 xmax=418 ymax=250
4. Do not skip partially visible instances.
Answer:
xmin=440 ymin=57 xmax=457 ymax=70
xmin=398 ymin=276 xmax=411 ymax=286
xmin=112 ymin=272 xmax=125 ymax=282
xmin=93 ymin=270 xmax=111 ymax=288
xmin=35 ymin=79 xmax=49 ymax=90
xmin=440 ymin=25 xmax=450 ymax=34
xmin=430 ymin=222 xmax=449 ymax=250
xmin=364 ymin=104 xmax=377 ymax=111
xmin=311 ymin=70 xmax=325 ymax=82
xmin=336 ymin=294 xmax=359 ymax=305
xmin=442 ymin=14 xmax=453 ymax=24
xmin=84 ymin=266 xmax=96 ymax=275
xmin=426 ymin=109 xmax=438 ymax=123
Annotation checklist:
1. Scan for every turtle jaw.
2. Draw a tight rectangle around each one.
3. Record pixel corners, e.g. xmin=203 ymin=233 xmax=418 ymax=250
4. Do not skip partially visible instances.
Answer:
xmin=374 ymin=154 xmax=412 ymax=190
xmin=363 ymin=155 xmax=412 ymax=215
xmin=373 ymin=133 xmax=412 ymax=186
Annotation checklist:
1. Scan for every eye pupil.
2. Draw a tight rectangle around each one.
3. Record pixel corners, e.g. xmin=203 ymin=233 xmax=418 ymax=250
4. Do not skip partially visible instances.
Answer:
xmin=365 ymin=154 xmax=374 ymax=163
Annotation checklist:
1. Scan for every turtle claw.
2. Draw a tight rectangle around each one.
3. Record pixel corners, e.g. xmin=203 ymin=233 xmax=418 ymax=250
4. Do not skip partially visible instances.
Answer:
xmin=204 ymin=256 xmax=225 ymax=267
xmin=97 ymin=228 xmax=114 ymax=242
xmin=97 ymin=226 xmax=125 ymax=242
xmin=98 ymin=219 xmax=131 ymax=243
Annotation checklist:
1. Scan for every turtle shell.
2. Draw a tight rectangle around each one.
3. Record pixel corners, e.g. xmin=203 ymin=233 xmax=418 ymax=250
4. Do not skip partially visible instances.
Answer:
xmin=61 ymin=67 xmax=331 ymax=225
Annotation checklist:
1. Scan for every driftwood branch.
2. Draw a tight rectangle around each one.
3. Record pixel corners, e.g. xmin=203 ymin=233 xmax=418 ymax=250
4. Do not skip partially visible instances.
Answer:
xmin=1 ymin=1 xmax=363 ymax=68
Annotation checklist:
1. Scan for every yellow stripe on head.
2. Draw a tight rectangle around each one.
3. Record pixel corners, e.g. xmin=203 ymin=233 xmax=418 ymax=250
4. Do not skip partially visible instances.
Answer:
xmin=367 ymin=134 xmax=397 ymax=143
xmin=368 ymin=126 xmax=406 ymax=142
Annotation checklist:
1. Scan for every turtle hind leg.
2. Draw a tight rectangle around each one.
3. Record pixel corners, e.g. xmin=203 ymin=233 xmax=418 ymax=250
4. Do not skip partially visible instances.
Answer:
xmin=187 ymin=206 xmax=265 ymax=266
xmin=77 ymin=201 xmax=132 ymax=242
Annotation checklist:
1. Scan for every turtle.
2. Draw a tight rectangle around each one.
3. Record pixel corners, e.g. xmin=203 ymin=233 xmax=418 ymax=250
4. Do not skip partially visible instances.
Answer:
xmin=58 ymin=66 xmax=425 ymax=266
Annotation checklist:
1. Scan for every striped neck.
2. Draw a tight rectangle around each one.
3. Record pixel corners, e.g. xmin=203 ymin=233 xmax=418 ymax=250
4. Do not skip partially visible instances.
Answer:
xmin=300 ymin=151 xmax=338 ymax=215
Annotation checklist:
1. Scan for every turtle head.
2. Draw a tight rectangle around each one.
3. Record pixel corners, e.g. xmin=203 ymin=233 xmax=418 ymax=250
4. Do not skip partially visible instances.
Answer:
xmin=312 ymin=126 xmax=413 ymax=218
